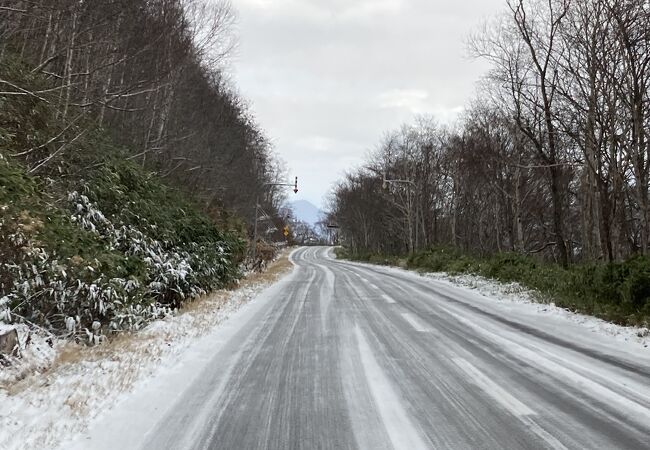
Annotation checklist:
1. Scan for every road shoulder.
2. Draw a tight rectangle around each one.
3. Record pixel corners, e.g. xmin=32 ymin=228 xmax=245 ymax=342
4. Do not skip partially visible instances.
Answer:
xmin=0 ymin=252 xmax=297 ymax=450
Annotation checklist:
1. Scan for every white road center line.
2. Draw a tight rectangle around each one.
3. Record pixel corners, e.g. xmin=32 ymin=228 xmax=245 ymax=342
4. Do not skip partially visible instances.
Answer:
xmin=401 ymin=313 xmax=430 ymax=332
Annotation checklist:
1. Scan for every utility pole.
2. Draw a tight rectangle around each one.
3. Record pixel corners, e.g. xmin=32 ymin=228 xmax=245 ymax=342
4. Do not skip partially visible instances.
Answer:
xmin=252 ymin=177 xmax=298 ymax=264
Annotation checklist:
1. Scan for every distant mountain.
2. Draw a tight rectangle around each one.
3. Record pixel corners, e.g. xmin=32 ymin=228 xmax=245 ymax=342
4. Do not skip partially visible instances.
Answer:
xmin=290 ymin=200 xmax=325 ymax=227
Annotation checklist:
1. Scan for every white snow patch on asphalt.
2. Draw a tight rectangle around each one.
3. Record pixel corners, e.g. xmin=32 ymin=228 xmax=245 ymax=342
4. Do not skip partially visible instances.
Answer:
xmin=354 ymin=324 xmax=429 ymax=450
xmin=401 ymin=313 xmax=430 ymax=332
xmin=453 ymin=357 xmax=535 ymax=417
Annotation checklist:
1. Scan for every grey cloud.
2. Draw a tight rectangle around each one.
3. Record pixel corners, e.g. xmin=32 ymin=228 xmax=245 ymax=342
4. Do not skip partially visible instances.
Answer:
xmin=233 ymin=0 xmax=504 ymax=208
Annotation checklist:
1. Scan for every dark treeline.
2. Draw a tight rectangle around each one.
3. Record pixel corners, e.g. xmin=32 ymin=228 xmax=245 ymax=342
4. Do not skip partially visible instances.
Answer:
xmin=1 ymin=0 xmax=286 ymax=228
xmin=330 ymin=0 xmax=650 ymax=267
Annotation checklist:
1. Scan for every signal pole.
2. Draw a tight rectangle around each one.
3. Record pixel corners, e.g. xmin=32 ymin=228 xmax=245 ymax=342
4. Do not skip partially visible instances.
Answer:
xmin=252 ymin=177 xmax=298 ymax=264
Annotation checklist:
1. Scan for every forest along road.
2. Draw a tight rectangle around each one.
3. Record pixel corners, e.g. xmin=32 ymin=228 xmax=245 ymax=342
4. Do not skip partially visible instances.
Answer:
xmin=72 ymin=246 xmax=650 ymax=450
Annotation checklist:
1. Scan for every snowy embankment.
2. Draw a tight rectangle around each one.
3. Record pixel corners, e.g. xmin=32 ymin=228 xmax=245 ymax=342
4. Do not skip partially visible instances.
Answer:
xmin=0 ymin=255 xmax=294 ymax=450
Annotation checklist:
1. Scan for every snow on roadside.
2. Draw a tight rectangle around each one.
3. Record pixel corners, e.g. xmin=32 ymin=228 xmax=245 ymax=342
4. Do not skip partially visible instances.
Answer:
xmin=339 ymin=252 xmax=650 ymax=352
xmin=0 ymin=323 xmax=57 ymax=386
xmin=423 ymin=271 xmax=650 ymax=349
xmin=0 ymin=258 xmax=293 ymax=450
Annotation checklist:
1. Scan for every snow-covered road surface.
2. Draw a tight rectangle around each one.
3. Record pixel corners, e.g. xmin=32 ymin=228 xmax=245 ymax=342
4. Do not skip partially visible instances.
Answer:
xmin=65 ymin=246 xmax=650 ymax=449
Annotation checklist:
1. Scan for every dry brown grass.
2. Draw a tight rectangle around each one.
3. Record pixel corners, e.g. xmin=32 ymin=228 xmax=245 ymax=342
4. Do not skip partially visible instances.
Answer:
xmin=180 ymin=248 xmax=294 ymax=315
xmin=48 ymin=332 xmax=154 ymax=370
xmin=242 ymin=251 xmax=295 ymax=286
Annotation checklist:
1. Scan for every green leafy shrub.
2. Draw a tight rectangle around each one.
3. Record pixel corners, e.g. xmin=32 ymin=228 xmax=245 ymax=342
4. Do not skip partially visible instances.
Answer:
xmin=0 ymin=62 xmax=246 ymax=337
xmin=407 ymin=246 xmax=465 ymax=272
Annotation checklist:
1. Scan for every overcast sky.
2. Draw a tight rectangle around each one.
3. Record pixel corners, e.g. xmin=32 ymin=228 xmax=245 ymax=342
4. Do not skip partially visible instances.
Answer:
xmin=232 ymin=0 xmax=504 ymax=210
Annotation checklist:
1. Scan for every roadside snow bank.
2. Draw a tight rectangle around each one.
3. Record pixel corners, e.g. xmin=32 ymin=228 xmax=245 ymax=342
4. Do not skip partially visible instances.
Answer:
xmin=425 ymin=271 xmax=650 ymax=349
xmin=0 ymin=256 xmax=293 ymax=450
xmin=341 ymin=253 xmax=650 ymax=354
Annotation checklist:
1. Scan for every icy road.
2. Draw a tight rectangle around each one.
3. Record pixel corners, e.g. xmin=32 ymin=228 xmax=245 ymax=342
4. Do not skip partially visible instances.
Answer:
xmin=70 ymin=246 xmax=650 ymax=450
